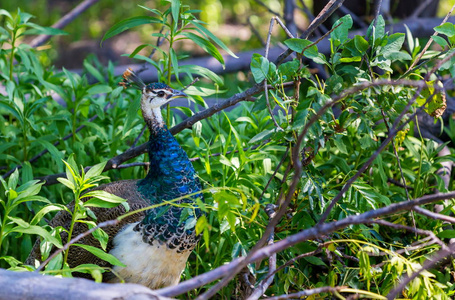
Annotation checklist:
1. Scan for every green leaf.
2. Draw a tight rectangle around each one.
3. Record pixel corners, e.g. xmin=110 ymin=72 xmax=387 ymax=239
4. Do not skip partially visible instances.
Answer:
xmin=189 ymin=20 xmax=238 ymax=58
xmin=354 ymin=35 xmax=369 ymax=54
xmin=437 ymin=230 xmax=455 ymax=239
xmin=195 ymin=214 xmax=207 ymax=235
xmin=102 ymin=16 xmax=161 ymax=43
xmin=85 ymin=161 xmax=107 ymax=179
xmin=330 ymin=15 xmax=353 ymax=47
xmin=283 ymin=38 xmax=319 ymax=58
xmin=380 ymin=33 xmax=405 ymax=56
xmin=73 ymin=244 xmax=126 ymax=267
xmin=30 ymin=204 xmax=66 ymax=225
xmin=418 ymin=80 xmax=446 ymax=118
xmin=184 ymin=85 xmax=226 ymax=97
xmin=171 ymin=0 xmax=180 ymax=31
xmin=57 ymin=178 xmax=75 ymax=190
xmin=32 ymin=140 xmax=63 ymax=170
xmin=250 ymin=53 xmax=270 ymax=83
xmin=8 ymin=168 xmax=19 ymax=190
xmin=170 ymin=48 xmax=179 ymax=80
xmin=249 ymin=128 xmax=275 ymax=144
xmin=79 ymin=220 xmax=109 ymax=251
xmin=384 ymin=51 xmax=412 ymax=61
xmin=83 ymin=61 xmax=105 ymax=83
xmin=278 ymin=59 xmax=300 ymax=80
xmin=184 ymin=217 xmax=197 ymax=231
xmin=87 ymin=84 xmax=112 ymax=95
xmin=304 ymin=256 xmax=327 ymax=266
xmin=432 ymin=35 xmax=448 ymax=48
xmin=11 ymin=222 xmax=62 ymax=248
xmin=179 ymin=64 xmax=224 ymax=85
xmin=0 ymin=9 xmax=13 ymax=20
xmin=83 ymin=190 xmax=128 ymax=210
xmin=180 ymin=32 xmax=224 ymax=66
xmin=434 ymin=23 xmax=455 ymax=37
xmin=21 ymin=24 xmax=67 ymax=36
xmin=138 ymin=5 xmax=162 ymax=16
xmin=371 ymin=15 xmax=385 ymax=43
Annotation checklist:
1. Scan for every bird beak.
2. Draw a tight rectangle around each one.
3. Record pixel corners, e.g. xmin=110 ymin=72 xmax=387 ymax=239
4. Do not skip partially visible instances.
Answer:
xmin=170 ymin=89 xmax=188 ymax=100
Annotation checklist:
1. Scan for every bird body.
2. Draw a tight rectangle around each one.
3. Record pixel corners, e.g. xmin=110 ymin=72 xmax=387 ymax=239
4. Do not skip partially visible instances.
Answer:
xmin=27 ymin=71 xmax=203 ymax=289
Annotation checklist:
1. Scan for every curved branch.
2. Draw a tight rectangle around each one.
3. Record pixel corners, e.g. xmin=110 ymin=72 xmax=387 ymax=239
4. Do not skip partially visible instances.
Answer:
xmin=156 ymin=191 xmax=455 ymax=297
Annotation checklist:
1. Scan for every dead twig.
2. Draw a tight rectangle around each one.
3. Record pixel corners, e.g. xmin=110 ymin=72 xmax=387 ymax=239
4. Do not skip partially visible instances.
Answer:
xmin=405 ymin=3 xmax=455 ymax=74
xmin=30 ymin=0 xmax=100 ymax=48
xmin=387 ymin=242 xmax=455 ymax=300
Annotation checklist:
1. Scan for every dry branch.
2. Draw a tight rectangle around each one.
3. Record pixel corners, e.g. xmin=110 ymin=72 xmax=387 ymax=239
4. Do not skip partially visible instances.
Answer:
xmin=155 ymin=188 xmax=455 ymax=297
xmin=30 ymin=0 xmax=100 ymax=48
xmin=0 ymin=269 xmax=171 ymax=300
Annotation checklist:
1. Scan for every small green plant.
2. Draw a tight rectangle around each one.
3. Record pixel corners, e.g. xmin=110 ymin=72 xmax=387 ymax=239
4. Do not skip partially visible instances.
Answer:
xmin=42 ymin=156 xmax=129 ymax=278
xmin=0 ymin=169 xmax=62 ymax=267
xmin=102 ymin=0 xmax=236 ymax=124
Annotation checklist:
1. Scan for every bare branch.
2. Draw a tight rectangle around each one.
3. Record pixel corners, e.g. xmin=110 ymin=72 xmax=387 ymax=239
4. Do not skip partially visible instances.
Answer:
xmin=246 ymin=205 xmax=277 ymax=300
xmin=369 ymin=219 xmax=447 ymax=249
xmin=30 ymin=0 xmax=100 ymax=48
xmin=410 ymin=0 xmax=437 ymax=18
xmin=36 ymin=220 xmax=119 ymax=272
xmin=413 ymin=206 xmax=455 ymax=224
xmin=256 ymin=286 xmax=345 ymax=300
xmin=406 ymin=3 xmax=455 ymax=73
xmin=275 ymin=0 xmax=346 ymax=65
xmin=0 ymin=269 xmax=172 ymax=300
xmin=157 ymin=191 xmax=455 ymax=297
xmin=387 ymin=242 xmax=455 ymax=300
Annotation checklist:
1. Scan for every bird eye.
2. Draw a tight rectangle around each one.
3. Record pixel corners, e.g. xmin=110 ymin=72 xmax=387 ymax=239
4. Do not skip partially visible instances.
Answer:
xmin=157 ymin=91 xmax=165 ymax=97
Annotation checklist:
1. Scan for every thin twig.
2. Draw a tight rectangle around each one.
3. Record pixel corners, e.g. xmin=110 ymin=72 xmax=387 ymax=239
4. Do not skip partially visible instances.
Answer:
xmin=35 ymin=219 xmax=119 ymax=272
xmin=405 ymin=4 xmax=455 ymax=73
xmin=369 ymin=219 xmax=447 ymax=249
xmin=264 ymin=17 xmax=289 ymax=131
xmin=257 ymin=286 xmax=346 ymax=300
xmin=247 ymin=205 xmax=277 ymax=299
xmin=380 ymin=109 xmax=416 ymax=231
xmin=253 ymin=0 xmax=282 ymax=17
xmin=157 ymin=191 xmax=455 ymax=297
xmin=372 ymin=0 xmax=383 ymax=27
xmin=410 ymin=0 xmax=437 ymax=19
xmin=30 ymin=0 xmax=100 ymax=48
xmin=387 ymin=242 xmax=455 ymax=300
xmin=258 ymin=147 xmax=290 ymax=202
xmin=130 ymin=126 xmax=147 ymax=149
xmin=275 ymin=0 xmax=346 ymax=65
xmin=387 ymin=177 xmax=414 ymax=189
xmin=297 ymin=0 xmax=329 ymax=35
xmin=413 ymin=206 xmax=455 ymax=224
xmin=136 ymin=26 xmax=167 ymax=75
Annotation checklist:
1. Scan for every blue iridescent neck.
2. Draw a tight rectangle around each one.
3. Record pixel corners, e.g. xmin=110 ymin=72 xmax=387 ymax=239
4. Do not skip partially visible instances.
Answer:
xmin=138 ymin=125 xmax=201 ymax=204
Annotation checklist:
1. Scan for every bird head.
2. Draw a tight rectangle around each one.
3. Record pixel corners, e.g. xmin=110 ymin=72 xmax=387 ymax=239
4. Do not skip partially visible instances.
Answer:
xmin=141 ymin=82 xmax=188 ymax=110
xmin=120 ymin=68 xmax=188 ymax=128
xmin=120 ymin=68 xmax=188 ymax=109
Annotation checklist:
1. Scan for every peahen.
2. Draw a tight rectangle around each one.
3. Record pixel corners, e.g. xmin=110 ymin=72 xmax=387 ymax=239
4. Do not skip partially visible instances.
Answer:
xmin=27 ymin=69 xmax=203 ymax=289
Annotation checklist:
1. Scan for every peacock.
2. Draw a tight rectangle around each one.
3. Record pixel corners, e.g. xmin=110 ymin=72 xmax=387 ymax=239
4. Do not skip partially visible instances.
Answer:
xmin=27 ymin=69 xmax=204 ymax=289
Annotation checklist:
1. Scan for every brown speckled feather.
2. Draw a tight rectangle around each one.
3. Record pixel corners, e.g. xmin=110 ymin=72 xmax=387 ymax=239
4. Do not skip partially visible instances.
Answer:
xmin=26 ymin=179 xmax=149 ymax=277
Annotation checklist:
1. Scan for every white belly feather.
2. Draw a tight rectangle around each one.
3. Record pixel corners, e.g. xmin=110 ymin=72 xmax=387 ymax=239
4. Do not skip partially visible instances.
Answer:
xmin=108 ymin=222 xmax=191 ymax=289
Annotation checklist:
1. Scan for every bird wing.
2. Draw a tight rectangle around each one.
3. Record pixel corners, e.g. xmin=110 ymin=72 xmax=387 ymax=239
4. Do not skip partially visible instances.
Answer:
xmin=26 ymin=179 xmax=149 ymax=274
